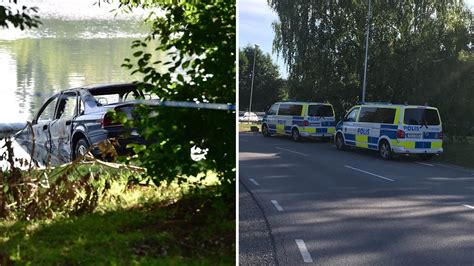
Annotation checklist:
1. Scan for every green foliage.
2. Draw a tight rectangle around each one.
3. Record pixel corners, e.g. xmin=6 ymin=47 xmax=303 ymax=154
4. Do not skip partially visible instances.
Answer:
xmin=239 ymin=45 xmax=287 ymax=112
xmin=0 ymin=0 xmax=40 ymax=29
xmin=120 ymin=0 xmax=236 ymax=189
xmin=270 ymin=0 xmax=473 ymax=136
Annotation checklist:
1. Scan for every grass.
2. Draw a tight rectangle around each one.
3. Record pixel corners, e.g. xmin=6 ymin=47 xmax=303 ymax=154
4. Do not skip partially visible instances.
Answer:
xmin=0 ymin=166 xmax=235 ymax=265
xmin=239 ymin=122 xmax=260 ymax=132
xmin=436 ymin=136 xmax=474 ymax=169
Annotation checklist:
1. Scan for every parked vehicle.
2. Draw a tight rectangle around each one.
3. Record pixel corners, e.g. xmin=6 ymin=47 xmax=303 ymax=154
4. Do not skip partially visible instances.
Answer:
xmin=261 ymin=101 xmax=335 ymax=141
xmin=335 ymin=102 xmax=443 ymax=160
xmin=14 ymin=83 xmax=148 ymax=166
xmin=239 ymin=112 xmax=259 ymax=122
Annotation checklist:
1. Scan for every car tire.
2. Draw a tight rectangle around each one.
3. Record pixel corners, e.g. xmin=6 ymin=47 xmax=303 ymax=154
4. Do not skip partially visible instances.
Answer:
xmin=379 ymin=140 xmax=392 ymax=160
xmin=74 ymin=138 xmax=90 ymax=160
xmin=262 ymin=124 xmax=271 ymax=137
xmin=291 ymin=128 xmax=301 ymax=142
xmin=419 ymin=154 xmax=434 ymax=161
xmin=335 ymin=133 xmax=346 ymax=151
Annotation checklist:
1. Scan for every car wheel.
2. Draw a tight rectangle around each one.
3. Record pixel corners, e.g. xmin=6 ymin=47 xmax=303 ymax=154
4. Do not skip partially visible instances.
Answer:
xmin=335 ymin=133 xmax=346 ymax=151
xmin=291 ymin=128 xmax=301 ymax=142
xmin=262 ymin=124 xmax=271 ymax=137
xmin=419 ymin=154 xmax=434 ymax=161
xmin=379 ymin=140 xmax=392 ymax=160
xmin=75 ymin=138 xmax=90 ymax=160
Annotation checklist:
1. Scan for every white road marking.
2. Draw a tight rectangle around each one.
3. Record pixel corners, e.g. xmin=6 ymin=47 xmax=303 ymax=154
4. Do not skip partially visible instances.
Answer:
xmin=416 ymin=161 xmax=434 ymax=167
xmin=344 ymin=165 xmax=395 ymax=182
xmin=271 ymin=200 xmax=284 ymax=211
xmin=295 ymin=239 xmax=313 ymax=263
xmin=462 ymin=204 xmax=474 ymax=210
xmin=275 ymin=147 xmax=309 ymax=156
xmin=249 ymin=178 xmax=259 ymax=186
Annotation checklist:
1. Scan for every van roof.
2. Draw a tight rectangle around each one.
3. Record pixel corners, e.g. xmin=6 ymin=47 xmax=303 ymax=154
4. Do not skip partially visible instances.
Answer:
xmin=276 ymin=101 xmax=332 ymax=105
xmin=355 ymin=103 xmax=438 ymax=109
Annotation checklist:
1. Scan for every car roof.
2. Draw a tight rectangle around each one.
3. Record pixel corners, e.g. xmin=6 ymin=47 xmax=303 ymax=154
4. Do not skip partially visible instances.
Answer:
xmin=63 ymin=83 xmax=137 ymax=94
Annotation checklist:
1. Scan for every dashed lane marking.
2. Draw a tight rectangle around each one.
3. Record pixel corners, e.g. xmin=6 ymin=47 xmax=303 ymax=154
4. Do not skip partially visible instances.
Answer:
xmin=271 ymin=200 xmax=284 ymax=211
xmin=344 ymin=165 xmax=395 ymax=182
xmin=275 ymin=147 xmax=309 ymax=156
xmin=295 ymin=239 xmax=313 ymax=263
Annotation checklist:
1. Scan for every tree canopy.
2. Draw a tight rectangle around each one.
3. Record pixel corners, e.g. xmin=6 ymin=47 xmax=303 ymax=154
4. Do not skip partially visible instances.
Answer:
xmin=0 ymin=0 xmax=40 ymax=29
xmin=239 ymin=45 xmax=286 ymax=112
xmin=270 ymin=0 xmax=473 ymax=137
xmin=119 ymin=0 xmax=236 ymax=189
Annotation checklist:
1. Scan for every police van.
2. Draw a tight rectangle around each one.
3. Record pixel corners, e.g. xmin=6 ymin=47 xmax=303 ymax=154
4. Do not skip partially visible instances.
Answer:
xmin=262 ymin=101 xmax=336 ymax=141
xmin=335 ymin=103 xmax=443 ymax=160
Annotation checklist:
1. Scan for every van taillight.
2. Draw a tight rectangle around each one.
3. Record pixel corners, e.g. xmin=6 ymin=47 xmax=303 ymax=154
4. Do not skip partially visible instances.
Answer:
xmin=438 ymin=131 xmax=443 ymax=139
xmin=304 ymin=120 xmax=309 ymax=126
xmin=101 ymin=112 xmax=121 ymax=128
xmin=396 ymin=129 xmax=405 ymax=139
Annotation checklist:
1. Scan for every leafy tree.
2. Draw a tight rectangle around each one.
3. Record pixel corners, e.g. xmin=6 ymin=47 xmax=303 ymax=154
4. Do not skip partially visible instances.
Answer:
xmin=269 ymin=0 xmax=473 ymax=136
xmin=239 ymin=45 xmax=286 ymax=112
xmin=0 ymin=0 xmax=40 ymax=29
xmin=118 ymin=0 xmax=235 ymax=190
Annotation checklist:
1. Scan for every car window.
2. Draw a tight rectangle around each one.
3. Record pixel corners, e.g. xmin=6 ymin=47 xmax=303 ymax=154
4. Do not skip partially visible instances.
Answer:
xmin=373 ymin=108 xmax=396 ymax=124
xmin=37 ymin=96 xmax=59 ymax=123
xmin=404 ymin=108 xmax=440 ymax=125
xmin=308 ymin=105 xmax=334 ymax=117
xmin=267 ymin=104 xmax=279 ymax=115
xmin=56 ymin=92 xmax=77 ymax=120
xmin=278 ymin=104 xmax=302 ymax=116
xmin=344 ymin=107 xmax=359 ymax=122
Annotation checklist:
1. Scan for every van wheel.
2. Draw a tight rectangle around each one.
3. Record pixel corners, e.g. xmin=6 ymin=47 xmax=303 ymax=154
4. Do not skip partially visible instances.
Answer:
xmin=379 ymin=140 xmax=392 ymax=160
xmin=419 ymin=154 xmax=434 ymax=161
xmin=335 ymin=133 xmax=346 ymax=150
xmin=262 ymin=124 xmax=271 ymax=137
xmin=291 ymin=128 xmax=301 ymax=142
xmin=74 ymin=138 xmax=90 ymax=160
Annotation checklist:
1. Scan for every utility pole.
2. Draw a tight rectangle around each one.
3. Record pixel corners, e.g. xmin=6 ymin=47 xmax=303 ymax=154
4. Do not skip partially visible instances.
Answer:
xmin=248 ymin=43 xmax=259 ymax=124
xmin=362 ymin=0 xmax=371 ymax=103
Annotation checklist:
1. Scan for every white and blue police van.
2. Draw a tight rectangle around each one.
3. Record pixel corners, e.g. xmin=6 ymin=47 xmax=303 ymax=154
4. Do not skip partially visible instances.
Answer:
xmin=335 ymin=103 xmax=443 ymax=160
xmin=261 ymin=101 xmax=336 ymax=141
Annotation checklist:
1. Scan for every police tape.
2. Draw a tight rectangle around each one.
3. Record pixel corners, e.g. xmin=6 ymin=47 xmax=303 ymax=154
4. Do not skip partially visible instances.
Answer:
xmin=133 ymin=99 xmax=236 ymax=111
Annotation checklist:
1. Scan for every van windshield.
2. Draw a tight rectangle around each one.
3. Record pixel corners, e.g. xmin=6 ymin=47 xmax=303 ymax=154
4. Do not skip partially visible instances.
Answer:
xmin=404 ymin=108 xmax=440 ymax=126
xmin=308 ymin=105 xmax=334 ymax=117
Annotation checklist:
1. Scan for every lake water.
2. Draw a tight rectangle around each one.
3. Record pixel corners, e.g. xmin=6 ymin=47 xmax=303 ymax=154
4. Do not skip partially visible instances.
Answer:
xmin=0 ymin=0 xmax=159 ymax=122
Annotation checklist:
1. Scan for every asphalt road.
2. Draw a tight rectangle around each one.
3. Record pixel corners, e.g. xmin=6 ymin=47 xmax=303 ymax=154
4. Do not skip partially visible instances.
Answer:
xmin=239 ymin=132 xmax=474 ymax=265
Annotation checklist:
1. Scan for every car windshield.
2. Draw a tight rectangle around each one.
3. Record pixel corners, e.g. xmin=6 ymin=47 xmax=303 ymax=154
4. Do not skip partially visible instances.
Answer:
xmin=404 ymin=108 xmax=440 ymax=126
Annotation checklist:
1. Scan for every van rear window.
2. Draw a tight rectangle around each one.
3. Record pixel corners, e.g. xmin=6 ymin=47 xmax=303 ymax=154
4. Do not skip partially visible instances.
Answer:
xmin=404 ymin=108 xmax=440 ymax=125
xmin=308 ymin=105 xmax=334 ymax=117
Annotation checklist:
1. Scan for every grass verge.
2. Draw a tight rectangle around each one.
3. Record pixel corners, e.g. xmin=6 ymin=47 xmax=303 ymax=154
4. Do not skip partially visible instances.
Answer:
xmin=436 ymin=137 xmax=474 ymax=169
xmin=0 ymin=168 xmax=235 ymax=265
xmin=239 ymin=122 xmax=260 ymax=132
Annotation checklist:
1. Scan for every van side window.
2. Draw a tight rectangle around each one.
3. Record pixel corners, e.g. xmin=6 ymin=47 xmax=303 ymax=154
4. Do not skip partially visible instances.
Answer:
xmin=358 ymin=107 xmax=377 ymax=122
xmin=344 ymin=107 xmax=359 ymax=122
xmin=308 ymin=105 xmax=334 ymax=117
xmin=267 ymin=104 xmax=279 ymax=115
xmin=373 ymin=108 xmax=396 ymax=124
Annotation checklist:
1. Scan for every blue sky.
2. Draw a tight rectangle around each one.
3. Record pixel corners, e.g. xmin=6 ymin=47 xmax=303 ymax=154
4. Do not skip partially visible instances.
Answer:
xmin=238 ymin=0 xmax=474 ymax=80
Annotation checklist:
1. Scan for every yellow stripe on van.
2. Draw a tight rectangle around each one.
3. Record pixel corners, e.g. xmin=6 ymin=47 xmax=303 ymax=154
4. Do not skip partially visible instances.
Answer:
xmin=356 ymin=135 xmax=368 ymax=148
xmin=431 ymin=141 xmax=443 ymax=149
xmin=276 ymin=124 xmax=285 ymax=134
xmin=394 ymin=107 xmax=401 ymax=124
xmin=305 ymin=127 xmax=316 ymax=133
xmin=327 ymin=127 xmax=335 ymax=134
xmin=399 ymin=141 xmax=415 ymax=149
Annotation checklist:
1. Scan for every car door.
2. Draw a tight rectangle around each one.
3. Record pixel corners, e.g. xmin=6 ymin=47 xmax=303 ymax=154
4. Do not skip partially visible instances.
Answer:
xmin=25 ymin=94 xmax=60 ymax=166
xmin=48 ymin=91 xmax=78 ymax=164
xmin=342 ymin=107 xmax=360 ymax=146
xmin=265 ymin=103 xmax=279 ymax=134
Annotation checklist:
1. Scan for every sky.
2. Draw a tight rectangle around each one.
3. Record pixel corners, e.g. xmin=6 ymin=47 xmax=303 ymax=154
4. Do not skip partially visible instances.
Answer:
xmin=238 ymin=0 xmax=287 ymax=78
xmin=238 ymin=0 xmax=474 ymax=80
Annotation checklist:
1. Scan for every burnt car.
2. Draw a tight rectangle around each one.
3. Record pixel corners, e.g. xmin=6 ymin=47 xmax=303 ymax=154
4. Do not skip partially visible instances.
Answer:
xmin=15 ymin=83 xmax=147 ymax=166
